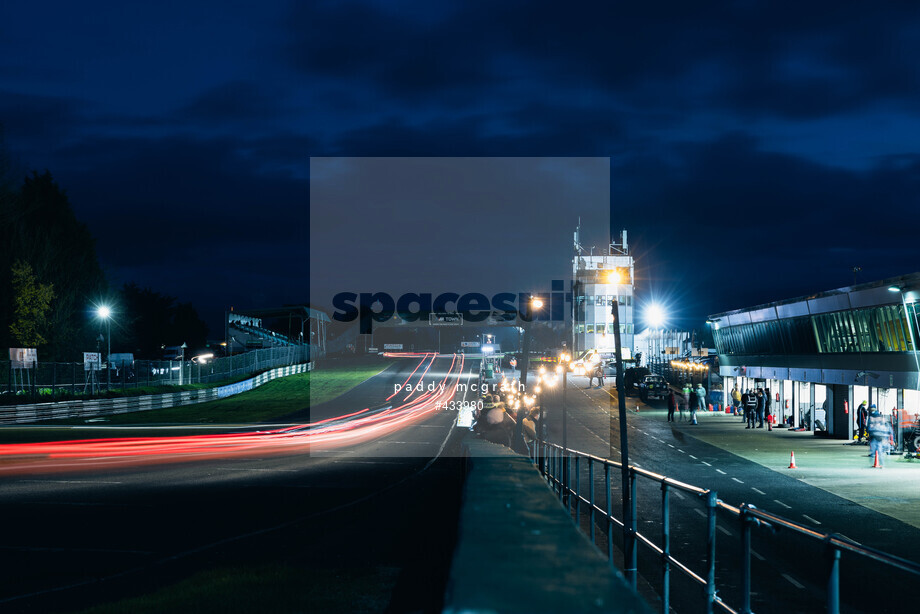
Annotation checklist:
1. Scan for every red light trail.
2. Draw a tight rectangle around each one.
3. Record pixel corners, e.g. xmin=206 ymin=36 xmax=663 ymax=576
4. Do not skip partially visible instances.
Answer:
xmin=0 ymin=354 xmax=465 ymax=476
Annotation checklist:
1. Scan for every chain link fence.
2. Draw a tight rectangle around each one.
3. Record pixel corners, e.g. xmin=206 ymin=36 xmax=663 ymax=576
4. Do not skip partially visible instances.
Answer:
xmin=1 ymin=345 xmax=310 ymax=404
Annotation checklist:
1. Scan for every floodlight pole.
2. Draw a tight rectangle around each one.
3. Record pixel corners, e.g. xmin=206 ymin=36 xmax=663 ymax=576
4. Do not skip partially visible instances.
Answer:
xmin=612 ymin=299 xmax=636 ymax=587
xmin=105 ymin=317 xmax=111 ymax=391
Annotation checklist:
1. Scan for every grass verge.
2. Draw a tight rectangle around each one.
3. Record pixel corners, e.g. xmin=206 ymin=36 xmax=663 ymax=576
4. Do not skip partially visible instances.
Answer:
xmin=23 ymin=360 xmax=390 ymax=429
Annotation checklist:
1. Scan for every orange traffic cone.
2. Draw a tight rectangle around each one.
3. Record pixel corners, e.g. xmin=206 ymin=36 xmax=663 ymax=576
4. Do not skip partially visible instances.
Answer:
xmin=872 ymin=450 xmax=882 ymax=468
xmin=788 ymin=451 xmax=797 ymax=469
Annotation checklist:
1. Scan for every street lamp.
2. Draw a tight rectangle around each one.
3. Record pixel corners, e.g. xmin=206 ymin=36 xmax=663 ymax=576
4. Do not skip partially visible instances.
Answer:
xmin=520 ymin=296 xmax=544 ymax=386
xmin=179 ymin=342 xmax=187 ymax=385
xmin=645 ymin=304 xmax=667 ymax=375
xmin=96 ymin=305 xmax=112 ymax=390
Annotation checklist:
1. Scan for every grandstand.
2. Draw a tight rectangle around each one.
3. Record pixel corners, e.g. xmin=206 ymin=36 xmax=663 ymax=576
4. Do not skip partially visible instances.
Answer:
xmin=226 ymin=306 xmax=328 ymax=359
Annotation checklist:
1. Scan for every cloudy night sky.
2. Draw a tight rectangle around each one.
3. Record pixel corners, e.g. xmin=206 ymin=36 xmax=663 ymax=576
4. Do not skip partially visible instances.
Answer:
xmin=2 ymin=1 xmax=919 ymax=333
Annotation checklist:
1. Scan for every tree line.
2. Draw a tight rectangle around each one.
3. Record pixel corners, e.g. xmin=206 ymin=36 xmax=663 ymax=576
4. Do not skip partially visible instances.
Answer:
xmin=0 ymin=134 xmax=208 ymax=361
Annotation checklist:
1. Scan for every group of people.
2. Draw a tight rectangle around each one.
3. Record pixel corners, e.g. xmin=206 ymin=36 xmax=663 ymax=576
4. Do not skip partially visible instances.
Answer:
xmin=730 ymin=387 xmax=775 ymax=430
xmin=471 ymin=380 xmax=540 ymax=454
xmin=666 ymin=383 xmax=707 ymax=425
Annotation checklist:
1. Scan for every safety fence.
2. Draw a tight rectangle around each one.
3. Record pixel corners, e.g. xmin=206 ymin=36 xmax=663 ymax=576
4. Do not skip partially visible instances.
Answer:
xmin=1 ymin=345 xmax=309 ymax=403
xmin=531 ymin=441 xmax=920 ymax=614
xmin=0 ymin=362 xmax=311 ymax=425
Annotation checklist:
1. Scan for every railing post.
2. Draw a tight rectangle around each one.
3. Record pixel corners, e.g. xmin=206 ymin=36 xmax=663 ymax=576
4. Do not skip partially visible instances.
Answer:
xmin=626 ymin=467 xmax=638 ymax=587
xmin=705 ymin=490 xmax=718 ymax=614
xmin=541 ymin=442 xmax=546 ymax=476
xmin=560 ymin=449 xmax=566 ymax=504
xmin=661 ymin=482 xmax=671 ymax=614
xmin=574 ymin=455 xmax=580 ymax=518
xmin=740 ymin=504 xmax=752 ymax=614
xmin=589 ymin=459 xmax=595 ymax=543
xmin=605 ymin=463 xmax=612 ymax=562
xmin=826 ymin=536 xmax=841 ymax=614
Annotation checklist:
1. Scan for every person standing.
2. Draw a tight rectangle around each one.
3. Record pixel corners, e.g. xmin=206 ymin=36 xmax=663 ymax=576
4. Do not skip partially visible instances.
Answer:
xmin=688 ymin=387 xmax=698 ymax=425
xmin=593 ymin=364 xmax=605 ymax=388
xmin=696 ymin=383 xmax=707 ymax=411
xmin=856 ymin=401 xmax=869 ymax=442
xmin=690 ymin=386 xmax=704 ymax=425
xmin=731 ymin=387 xmax=741 ymax=416
xmin=866 ymin=405 xmax=893 ymax=467
xmin=680 ymin=386 xmax=690 ymax=422
xmin=667 ymin=389 xmax=677 ymax=422
xmin=745 ymin=390 xmax=758 ymax=429
xmin=755 ymin=389 xmax=766 ymax=428
xmin=764 ymin=388 xmax=773 ymax=431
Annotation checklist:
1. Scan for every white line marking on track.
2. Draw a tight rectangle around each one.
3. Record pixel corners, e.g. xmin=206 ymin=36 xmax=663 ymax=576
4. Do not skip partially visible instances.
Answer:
xmin=678 ymin=449 xmax=685 ymax=453
xmin=751 ymin=549 xmax=765 ymax=561
xmin=694 ymin=508 xmax=707 ymax=518
xmin=667 ymin=444 xmax=675 ymax=448
xmin=689 ymin=455 xmax=698 ymax=460
xmin=782 ymin=573 xmax=805 ymax=589
xmin=774 ymin=499 xmax=792 ymax=509
xmin=752 ymin=487 xmax=766 ymax=495
xmin=718 ymin=526 xmax=731 ymax=536
xmin=673 ymin=491 xmax=685 ymax=500
xmin=701 ymin=461 xmax=712 ymax=466
xmin=732 ymin=477 xmax=744 ymax=484
xmin=802 ymin=514 xmax=822 ymax=525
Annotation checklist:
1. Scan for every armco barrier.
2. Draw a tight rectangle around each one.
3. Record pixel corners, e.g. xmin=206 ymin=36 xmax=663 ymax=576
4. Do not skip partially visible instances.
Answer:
xmin=0 ymin=362 xmax=312 ymax=425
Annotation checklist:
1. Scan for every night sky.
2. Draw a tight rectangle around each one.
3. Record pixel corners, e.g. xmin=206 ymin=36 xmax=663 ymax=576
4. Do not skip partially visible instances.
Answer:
xmin=2 ymin=1 xmax=919 ymax=334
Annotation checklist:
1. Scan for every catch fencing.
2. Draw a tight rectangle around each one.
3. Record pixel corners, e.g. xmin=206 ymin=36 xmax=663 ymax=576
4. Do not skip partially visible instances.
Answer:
xmin=1 ymin=345 xmax=309 ymax=403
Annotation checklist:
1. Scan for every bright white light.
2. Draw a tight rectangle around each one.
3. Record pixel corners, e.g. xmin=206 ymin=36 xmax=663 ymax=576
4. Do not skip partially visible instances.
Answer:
xmin=97 ymin=305 xmax=111 ymax=319
xmin=531 ymin=298 xmax=544 ymax=309
xmin=646 ymin=304 xmax=665 ymax=328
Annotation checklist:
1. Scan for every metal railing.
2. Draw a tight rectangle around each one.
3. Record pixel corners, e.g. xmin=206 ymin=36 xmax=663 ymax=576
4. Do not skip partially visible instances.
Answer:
xmin=1 ymin=345 xmax=309 ymax=403
xmin=532 ymin=440 xmax=920 ymax=614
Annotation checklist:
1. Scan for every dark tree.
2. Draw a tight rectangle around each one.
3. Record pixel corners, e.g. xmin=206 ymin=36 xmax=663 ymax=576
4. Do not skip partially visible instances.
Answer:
xmin=117 ymin=284 xmax=208 ymax=359
xmin=0 ymin=170 xmax=107 ymax=359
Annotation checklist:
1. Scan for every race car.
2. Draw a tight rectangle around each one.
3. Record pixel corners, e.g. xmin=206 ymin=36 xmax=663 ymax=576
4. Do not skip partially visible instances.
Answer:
xmin=636 ymin=374 xmax=669 ymax=402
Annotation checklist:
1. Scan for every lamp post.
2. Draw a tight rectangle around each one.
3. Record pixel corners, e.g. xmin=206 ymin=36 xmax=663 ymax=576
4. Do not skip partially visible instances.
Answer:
xmin=179 ymin=342 xmax=187 ymax=385
xmin=520 ymin=296 xmax=544 ymax=387
xmin=97 ymin=305 xmax=112 ymax=391
xmin=612 ymin=299 xmax=636 ymax=587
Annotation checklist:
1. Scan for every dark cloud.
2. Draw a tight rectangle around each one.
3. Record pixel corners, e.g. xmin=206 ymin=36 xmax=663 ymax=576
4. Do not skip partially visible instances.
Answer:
xmin=178 ymin=81 xmax=290 ymax=123
xmin=0 ymin=90 xmax=86 ymax=145
xmin=281 ymin=1 xmax=920 ymax=120
xmin=2 ymin=0 xmax=920 ymax=331
xmin=48 ymin=136 xmax=308 ymax=265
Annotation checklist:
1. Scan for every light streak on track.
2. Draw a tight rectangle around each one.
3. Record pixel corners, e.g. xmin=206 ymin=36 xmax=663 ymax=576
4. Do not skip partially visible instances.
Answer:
xmin=0 ymin=354 xmax=466 ymax=477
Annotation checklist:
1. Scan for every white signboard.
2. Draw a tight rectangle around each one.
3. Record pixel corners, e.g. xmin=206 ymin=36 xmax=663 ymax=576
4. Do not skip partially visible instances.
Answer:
xmin=9 ymin=348 xmax=37 ymax=369
xmin=83 ymin=352 xmax=102 ymax=371
xmin=429 ymin=313 xmax=462 ymax=326
xmin=460 ymin=341 xmax=481 ymax=348
xmin=383 ymin=343 xmax=403 ymax=350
